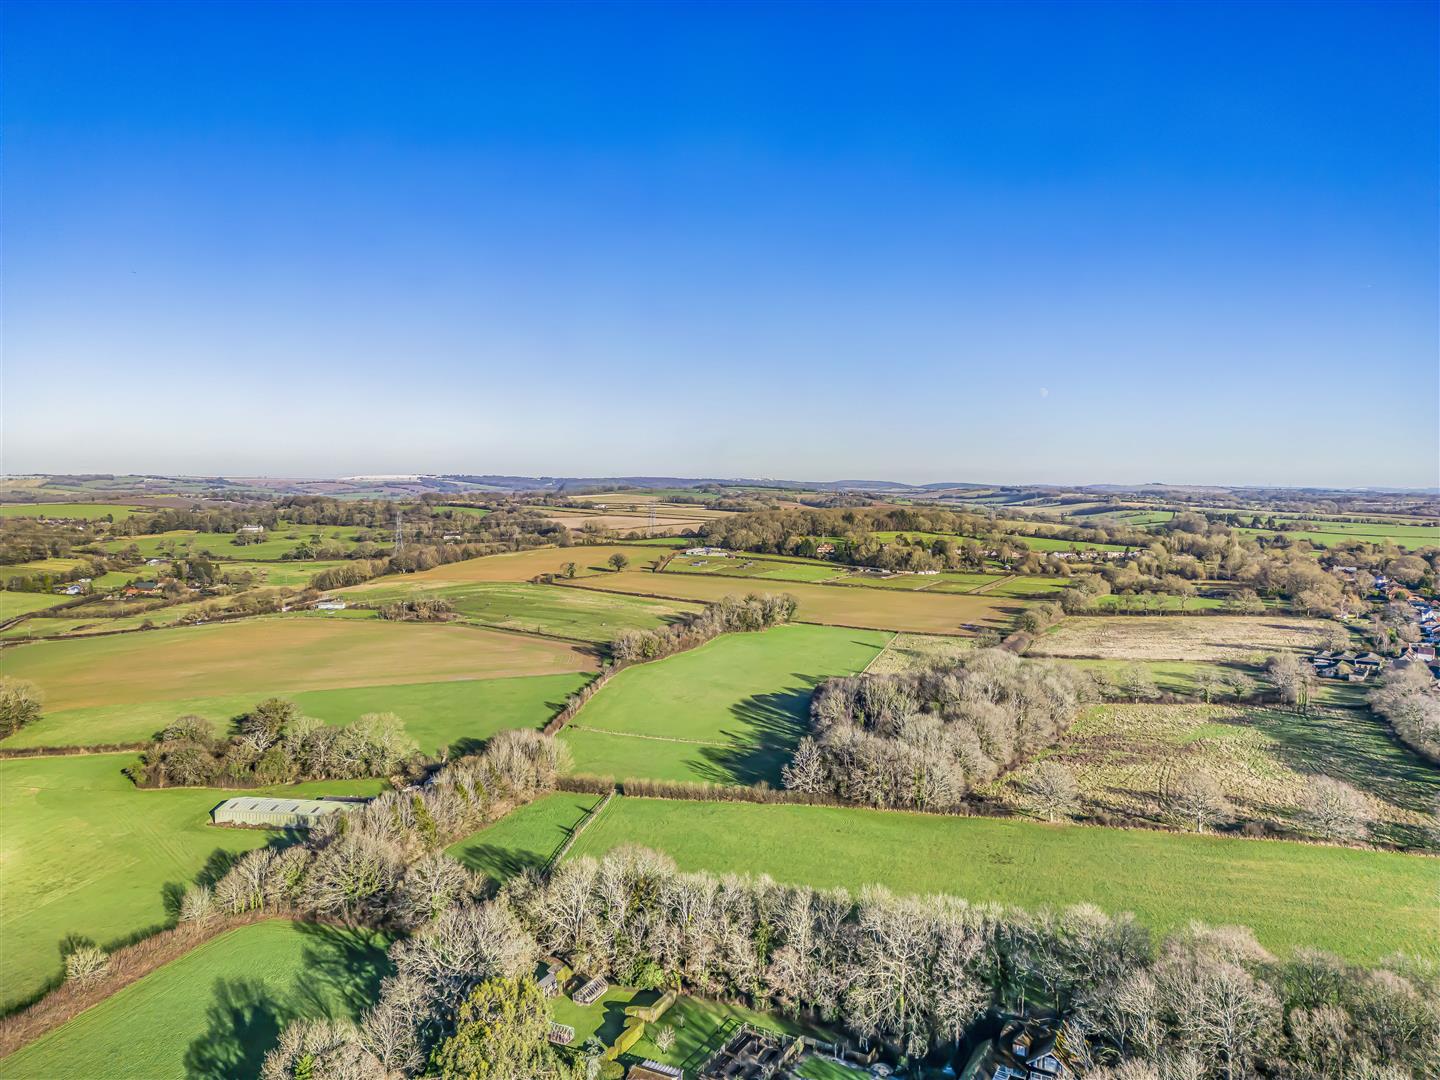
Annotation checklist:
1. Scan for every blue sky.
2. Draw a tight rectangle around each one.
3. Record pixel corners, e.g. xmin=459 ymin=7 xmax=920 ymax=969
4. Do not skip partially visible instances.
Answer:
xmin=4 ymin=1 xmax=1436 ymax=487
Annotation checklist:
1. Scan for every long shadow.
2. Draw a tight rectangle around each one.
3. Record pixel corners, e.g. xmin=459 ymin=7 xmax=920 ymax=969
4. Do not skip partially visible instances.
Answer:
xmin=450 ymin=842 xmax=547 ymax=883
xmin=291 ymin=921 xmax=394 ymax=1018
xmin=1251 ymin=705 xmax=1440 ymax=846
xmin=182 ymin=977 xmax=285 ymax=1080
xmin=690 ymin=681 xmax=818 ymax=787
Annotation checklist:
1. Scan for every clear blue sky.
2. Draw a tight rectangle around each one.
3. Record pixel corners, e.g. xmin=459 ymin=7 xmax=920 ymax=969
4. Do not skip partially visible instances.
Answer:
xmin=4 ymin=1 xmax=1436 ymax=487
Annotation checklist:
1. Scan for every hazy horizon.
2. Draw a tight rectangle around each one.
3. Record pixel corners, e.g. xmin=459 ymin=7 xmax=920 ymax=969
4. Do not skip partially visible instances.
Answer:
xmin=4 ymin=1 xmax=1437 ymax=487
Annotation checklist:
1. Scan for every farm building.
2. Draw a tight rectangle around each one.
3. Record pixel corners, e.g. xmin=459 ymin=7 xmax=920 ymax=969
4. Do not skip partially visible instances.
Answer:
xmin=210 ymin=796 xmax=366 ymax=829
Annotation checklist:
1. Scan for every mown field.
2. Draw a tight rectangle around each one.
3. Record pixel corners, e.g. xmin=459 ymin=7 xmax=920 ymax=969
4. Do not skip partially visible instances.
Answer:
xmin=567 ymin=571 xmax=1021 ymax=635
xmin=2 ymin=672 xmax=589 ymax=753
xmin=1 ymin=618 xmax=597 ymax=713
xmin=997 ymin=702 xmax=1440 ymax=848
xmin=1029 ymin=615 xmax=1332 ymax=661
xmin=0 ymin=753 xmax=384 ymax=1012
xmin=562 ymin=797 xmax=1438 ymax=962
xmin=1 ymin=921 xmax=391 ymax=1079
xmin=562 ymin=624 xmax=891 ymax=785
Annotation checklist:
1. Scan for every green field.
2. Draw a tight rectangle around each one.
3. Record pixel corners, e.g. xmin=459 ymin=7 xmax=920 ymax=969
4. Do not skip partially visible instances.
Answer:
xmin=2 ymin=671 xmax=590 ymax=753
xmin=1 ymin=558 xmax=92 ymax=582
xmin=448 ymin=791 xmax=603 ymax=884
xmin=564 ymin=797 xmax=1438 ymax=962
xmin=100 ymin=525 xmax=377 ymax=562
xmin=971 ymin=575 xmax=1072 ymax=597
xmin=341 ymin=579 xmax=703 ymax=642
xmin=0 ymin=592 xmax=71 ymax=620
xmin=0 ymin=502 xmax=149 ymax=520
xmin=0 ymin=598 xmax=231 ymax=641
xmin=561 ymin=624 xmax=891 ymax=785
xmin=0 ymin=753 xmax=385 ymax=1012
xmin=1235 ymin=523 xmax=1439 ymax=551
xmin=1 ymin=921 xmax=391 ymax=1079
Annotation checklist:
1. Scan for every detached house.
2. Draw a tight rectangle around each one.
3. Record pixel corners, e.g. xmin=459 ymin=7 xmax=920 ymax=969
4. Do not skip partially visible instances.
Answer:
xmin=962 ymin=1019 xmax=1070 ymax=1080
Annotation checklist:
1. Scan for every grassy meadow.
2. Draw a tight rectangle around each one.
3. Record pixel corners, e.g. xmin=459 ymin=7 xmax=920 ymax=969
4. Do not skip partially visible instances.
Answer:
xmin=339 ymin=579 xmax=703 ymax=642
xmin=1029 ymin=615 xmax=1332 ymax=661
xmin=1 ymin=921 xmax=391 ymax=1080
xmin=998 ymin=702 xmax=1440 ymax=848
xmin=562 ymin=624 xmax=890 ymax=785
xmin=564 ymin=797 xmax=1438 ymax=963
xmin=448 ymin=790 xmax=604 ymax=883
xmin=1 ymin=672 xmax=590 ymax=753
xmin=0 ymin=753 xmax=384 ymax=1012
xmin=1 ymin=618 xmax=596 ymax=713
xmin=0 ymin=592 xmax=71 ymax=620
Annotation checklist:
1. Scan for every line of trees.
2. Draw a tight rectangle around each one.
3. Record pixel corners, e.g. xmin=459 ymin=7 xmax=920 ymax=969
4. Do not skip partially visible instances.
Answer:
xmin=1369 ymin=664 xmax=1440 ymax=765
xmin=610 ymin=591 xmax=797 ymax=662
xmin=251 ymin=844 xmax=1438 ymax=1079
xmin=126 ymin=699 xmax=420 ymax=788
xmin=785 ymin=650 xmax=1087 ymax=810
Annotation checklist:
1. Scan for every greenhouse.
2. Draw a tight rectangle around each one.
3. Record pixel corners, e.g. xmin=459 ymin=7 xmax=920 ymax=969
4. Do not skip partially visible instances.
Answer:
xmin=209 ymin=796 xmax=366 ymax=829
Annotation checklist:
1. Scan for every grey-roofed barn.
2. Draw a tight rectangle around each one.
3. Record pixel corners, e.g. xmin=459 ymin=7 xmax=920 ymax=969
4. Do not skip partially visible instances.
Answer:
xmin=210 ymin=796 xmax=365 ymax=829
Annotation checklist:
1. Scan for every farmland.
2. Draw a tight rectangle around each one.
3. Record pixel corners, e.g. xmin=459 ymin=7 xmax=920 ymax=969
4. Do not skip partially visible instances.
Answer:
xmin=0 ymin=592 xmax=70 ymax=620
xmin=998 ymin=703 xmax=1440 ymax=848
xmin=562 ymin=624 xmax=891 ymax=785
xmin=448 ymin=790 xmax=603 ymax=883
xmin=1 ymin=671 xmax=589 ymax=752
xmin=99 ymin=524 xmax=376 ymax=562
xmin=0 ymin=502 xmax=150 ymax=520
xmin=567 ymin=570 xmax=1021 ymax=634
xmin=1233 ymin=521 xmax=1439 ymax=550
xmin=338 ymin=578 xmax=703 ymax=642
xmin=0 ymin=753 xmax=384 ymax=1011
xmin=665 ymin=553 xmax=848 ymax=583
xmin=1 ymin=921 xmax=390 ymax=1080
xmin=563 ymin=796 xmax=1439 ymax=962
xmin=0 ymin=618 xmax=597 ymax=712
xmin=341 ymin=544 xmax=666 ymax=589
xmin=1029 ymin=614 xmax=1333 ymax=660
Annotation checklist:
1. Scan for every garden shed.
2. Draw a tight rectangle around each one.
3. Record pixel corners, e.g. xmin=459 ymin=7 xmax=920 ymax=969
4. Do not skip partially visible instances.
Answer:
xmin=210 ymin=796 xmax=365 ymax=829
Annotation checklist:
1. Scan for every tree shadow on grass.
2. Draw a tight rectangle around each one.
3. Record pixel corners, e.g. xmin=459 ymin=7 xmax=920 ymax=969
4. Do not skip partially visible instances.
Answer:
xmin=1252 ymin=705 xmax=1440 ymax=847
xmin=291 ymin=922 xmax=394 ymax=1018
xmin=689 ymin=683 xmax=816 ymax=787
xmin=183 ymin=977 xmax=285 ymax=1080
xmin=450 ymin=842 xmax=548 ymax=884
